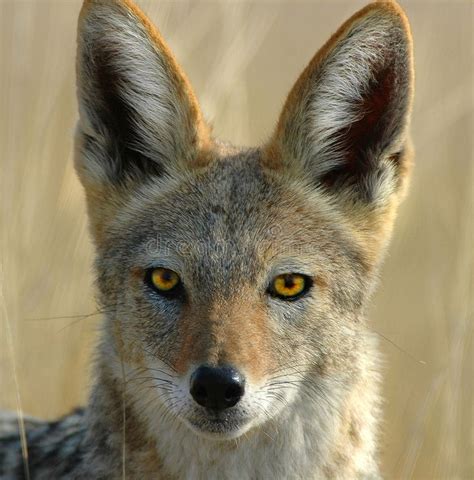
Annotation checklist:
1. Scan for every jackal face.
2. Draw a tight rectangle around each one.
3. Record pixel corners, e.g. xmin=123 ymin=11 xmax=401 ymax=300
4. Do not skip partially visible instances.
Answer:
xmin=76 ymin=0 xmax=413 ymax=439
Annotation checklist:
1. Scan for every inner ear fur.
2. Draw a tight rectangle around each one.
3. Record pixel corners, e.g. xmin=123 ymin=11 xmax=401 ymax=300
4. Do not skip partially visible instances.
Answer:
xmin=266 ymin=1 xmax=414 ymax=207
xmin=75 ymin=0 xmax=210 ymax=191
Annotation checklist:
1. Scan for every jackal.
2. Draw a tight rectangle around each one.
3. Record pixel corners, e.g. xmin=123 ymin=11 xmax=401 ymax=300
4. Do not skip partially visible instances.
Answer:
xmin=0 ymin=0 xmax=414 ymax=478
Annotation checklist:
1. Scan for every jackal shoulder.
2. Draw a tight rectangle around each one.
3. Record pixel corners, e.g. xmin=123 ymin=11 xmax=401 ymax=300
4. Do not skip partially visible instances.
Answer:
xmin=0 ymin=409 xmax=87 ymax=479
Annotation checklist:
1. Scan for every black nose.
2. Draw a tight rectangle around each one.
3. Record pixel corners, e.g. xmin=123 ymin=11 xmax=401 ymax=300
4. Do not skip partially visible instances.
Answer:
xmin=190 ymin=365 xmax=245 ymax=411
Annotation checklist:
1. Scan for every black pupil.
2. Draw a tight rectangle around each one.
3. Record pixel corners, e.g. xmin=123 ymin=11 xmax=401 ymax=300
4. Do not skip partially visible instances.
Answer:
xmin=162 ymin=270 xmax=173 ymax=282
xmin=284 ymin=275 xmax=296 ymax=289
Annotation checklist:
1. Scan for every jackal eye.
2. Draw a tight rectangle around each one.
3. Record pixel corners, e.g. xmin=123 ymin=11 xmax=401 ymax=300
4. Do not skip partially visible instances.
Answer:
xmin=145 ymin=267 xmax=181 ymax=296
xmin=268 ymin=273 xmax=312 ymax=301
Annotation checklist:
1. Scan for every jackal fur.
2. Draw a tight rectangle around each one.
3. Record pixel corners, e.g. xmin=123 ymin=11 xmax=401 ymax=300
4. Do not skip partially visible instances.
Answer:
xmin=0 ymin=0 xmax=414 ymax=478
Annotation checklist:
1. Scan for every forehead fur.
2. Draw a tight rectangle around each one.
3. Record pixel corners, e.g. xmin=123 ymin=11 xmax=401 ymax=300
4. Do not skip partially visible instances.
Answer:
xmin=99 ymin=149 xmax=369 ymax=285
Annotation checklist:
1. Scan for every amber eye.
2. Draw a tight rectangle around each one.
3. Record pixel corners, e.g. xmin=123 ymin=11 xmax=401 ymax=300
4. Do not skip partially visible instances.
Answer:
xmin=146 ymin=267 xmax=181 ymax=295
xmin=268 ymin=273 xmax=311 ymax=300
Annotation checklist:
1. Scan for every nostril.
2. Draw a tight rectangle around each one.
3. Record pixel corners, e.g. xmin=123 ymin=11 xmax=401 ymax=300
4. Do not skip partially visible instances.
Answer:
xmin=224 ymin=384 xmax=243 ymax=403
xmin=190 ymin=365 xmax=245 ymax=411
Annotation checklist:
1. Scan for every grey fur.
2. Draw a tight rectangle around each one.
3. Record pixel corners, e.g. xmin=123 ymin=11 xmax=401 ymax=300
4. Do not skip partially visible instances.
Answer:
xmin=1 ymin=1 xmax=413 ymax=478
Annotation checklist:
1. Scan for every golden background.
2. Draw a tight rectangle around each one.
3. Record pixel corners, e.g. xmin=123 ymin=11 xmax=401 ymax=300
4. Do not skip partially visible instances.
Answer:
xmin=0 ymin=1 xmax=472 ymax=478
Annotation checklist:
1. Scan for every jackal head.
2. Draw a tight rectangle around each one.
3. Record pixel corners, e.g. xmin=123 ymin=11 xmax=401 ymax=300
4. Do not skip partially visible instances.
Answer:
xmin=75 ymin=0 xmax=413 ymax=439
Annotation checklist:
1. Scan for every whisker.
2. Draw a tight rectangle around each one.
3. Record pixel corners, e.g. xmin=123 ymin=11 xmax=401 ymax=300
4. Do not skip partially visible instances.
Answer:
xmin=369 ymin=327 xmax=427 ymax=365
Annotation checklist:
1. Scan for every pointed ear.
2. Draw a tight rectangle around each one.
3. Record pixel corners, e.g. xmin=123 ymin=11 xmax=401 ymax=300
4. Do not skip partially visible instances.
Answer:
xmin=267 ymin=1 xmax=414 ymax=206
xmin=75 ymin=0 xmax=210 ymax=189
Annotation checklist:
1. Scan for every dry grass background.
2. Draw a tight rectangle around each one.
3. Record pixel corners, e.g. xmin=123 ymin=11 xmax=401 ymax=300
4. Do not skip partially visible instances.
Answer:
xmin=0 ymin=0 xmax=472 ymax=478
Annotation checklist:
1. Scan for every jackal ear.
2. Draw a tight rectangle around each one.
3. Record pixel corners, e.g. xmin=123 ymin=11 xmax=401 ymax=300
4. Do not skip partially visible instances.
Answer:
xmin=75 ymin=0 xmax=209 ymax=188
xmin=269 ymin=1 xmax=414 ymax=205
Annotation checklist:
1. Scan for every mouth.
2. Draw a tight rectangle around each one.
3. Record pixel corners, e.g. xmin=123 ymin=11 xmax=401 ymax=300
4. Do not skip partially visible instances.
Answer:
xmin=185 ymin=410 xmax=253 ymax=439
